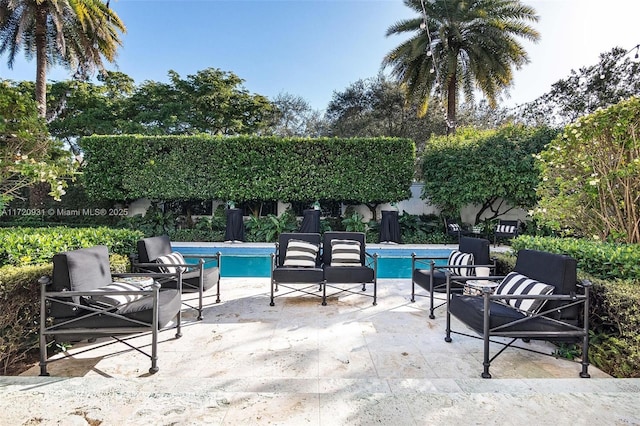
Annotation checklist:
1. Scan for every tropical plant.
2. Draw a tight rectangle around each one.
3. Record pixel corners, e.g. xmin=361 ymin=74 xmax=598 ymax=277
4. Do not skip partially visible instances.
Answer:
xmin=0 ymin=0 xmax=126 ymax=117
xmin=383 ymin=0 xmax=539 ymax=133
xmin=534 ymin=97 xmax=640 ymax=243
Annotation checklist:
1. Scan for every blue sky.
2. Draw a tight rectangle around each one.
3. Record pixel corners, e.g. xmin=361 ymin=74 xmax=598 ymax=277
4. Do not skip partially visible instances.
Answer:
xmin=1 ymin=0 xmax=639 ymax=111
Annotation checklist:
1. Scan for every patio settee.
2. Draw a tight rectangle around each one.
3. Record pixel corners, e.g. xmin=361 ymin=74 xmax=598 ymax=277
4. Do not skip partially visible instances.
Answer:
xmin=270 ymin=232 xmax=377 ymax=305
xmin=445 ymin=249 xmax=591 ymax=379
xmin=39 ymin=245 xmax=183 ymax=375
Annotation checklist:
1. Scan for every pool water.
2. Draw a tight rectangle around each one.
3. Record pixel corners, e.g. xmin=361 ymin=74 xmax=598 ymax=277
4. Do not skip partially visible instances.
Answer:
xmin=175 ymin=245 xmax=452 ymax=279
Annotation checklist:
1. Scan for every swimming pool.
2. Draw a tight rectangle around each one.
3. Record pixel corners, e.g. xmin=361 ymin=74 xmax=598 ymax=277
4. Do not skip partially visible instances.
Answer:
xmin=174 ymin=244 xmax=454 ymax=279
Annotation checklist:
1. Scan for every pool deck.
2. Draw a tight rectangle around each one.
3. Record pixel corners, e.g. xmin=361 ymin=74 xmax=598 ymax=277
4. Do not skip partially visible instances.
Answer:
xmin=3 ymin=277 xmax=639 ymax=425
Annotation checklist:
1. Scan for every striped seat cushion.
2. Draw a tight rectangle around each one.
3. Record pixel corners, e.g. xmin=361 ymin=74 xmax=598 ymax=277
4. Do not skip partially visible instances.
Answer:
xmin=283 ymin=239 xmax=319 ymax=267
xmin=156 ymin=252 xmax=188 ymax=274
xmin=448 ymin=250 xmax=474 ymax=276
xmin=496 ymin=224 xmax=517 ymax=234
xmin=330 ymin=239 xmax=362 ymax=267
xmin=495 ymin=272 xmax=555 ymax=314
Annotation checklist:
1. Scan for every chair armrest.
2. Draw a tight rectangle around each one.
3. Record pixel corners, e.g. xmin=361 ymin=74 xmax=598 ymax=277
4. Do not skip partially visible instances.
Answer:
xmin=181 ymin=252 xmax=221 ymax=266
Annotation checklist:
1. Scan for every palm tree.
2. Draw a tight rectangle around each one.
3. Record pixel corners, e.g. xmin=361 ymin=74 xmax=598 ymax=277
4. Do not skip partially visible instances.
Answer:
xmin=0 ymin=0 xmax=126 ymax=118
xmin=383 ymin=0 xmax=539 ymax=134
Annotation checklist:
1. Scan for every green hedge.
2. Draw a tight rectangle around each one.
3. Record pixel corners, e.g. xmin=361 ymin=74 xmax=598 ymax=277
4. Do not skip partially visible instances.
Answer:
xmin=506 ymin=237 xmax=640 ymax=377
xmin=79 ymin=135 xmax=415 ymax=203
xmin=587 ymin=274 xmax=640 ymax=378
xmin=511 ymin=235 xmax=640 ymax=281
xmin=0 ymin=227 xmax=143 ymax=267
xmin=0 ymin=254 xmax=129 ymax=375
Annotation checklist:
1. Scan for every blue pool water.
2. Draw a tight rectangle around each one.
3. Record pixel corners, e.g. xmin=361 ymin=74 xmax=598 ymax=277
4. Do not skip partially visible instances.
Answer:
xmin=174 ymin=245 xmax=452 ymax=279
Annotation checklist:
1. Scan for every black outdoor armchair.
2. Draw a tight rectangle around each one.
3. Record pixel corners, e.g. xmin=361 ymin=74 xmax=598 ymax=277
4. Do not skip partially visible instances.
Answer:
xmin=494 ymin=219 xmax=519 ymax=246
xmin=39 ymin=245 xmax=182 ymax=376
xmin=134 ymin=235 xmax=221 ymax=320
xmin=412 ymin=236 xmax=494 ymax=319
xmin=270 ymin=232 xmax=325 ymax=306
xmin=322 ymin=231 xmax=378 ymax=305
xmin=445 ymin=249 xmax=591 ymax=379
xmin=444 ymin=217 xmax=470 ymax=241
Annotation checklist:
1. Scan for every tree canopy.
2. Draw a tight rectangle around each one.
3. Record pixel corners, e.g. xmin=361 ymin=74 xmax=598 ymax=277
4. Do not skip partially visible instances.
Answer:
xmin=383 ymin=0 xmax=539 ymax=133
xmin=517 ymin=47 xmax=640 ymax=127
xmin=534 ymin=97 xmax=640 ymax=243
xmin=420 ymin=125 xmax=557 ymax=224
xmin=0 ymin=0 xmax=126 ymax=117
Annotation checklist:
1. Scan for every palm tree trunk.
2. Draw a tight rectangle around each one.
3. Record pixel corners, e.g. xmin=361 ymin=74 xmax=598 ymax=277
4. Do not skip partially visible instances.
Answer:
xmin=446 ymin=74 xmax=457 ymax=135
xmin=34 ymin=4 xmax=48 ymax=118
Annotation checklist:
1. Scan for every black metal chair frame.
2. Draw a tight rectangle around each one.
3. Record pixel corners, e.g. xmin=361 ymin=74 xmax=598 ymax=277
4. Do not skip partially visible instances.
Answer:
xmin=444 ymin=217 xmax=470 ymax=241
xmin=411 ymin=236 xmax=494 ymax=319
xmin=444 ymin=263 xmax=591 ymax=379
xmin=411 ymin=255 xmax=495 ymax=319
xmin=133 ymin=235 xmax=221 ymax=320
xmin=39 ymin=271 xmax=183 ymax=376
xmin=133 ymin=253 xmax=220 ymax=321
xmin=322 ymin=232 xmax=378 ymax=306
xmin=270 ymin=233 xmax=325 ymax=306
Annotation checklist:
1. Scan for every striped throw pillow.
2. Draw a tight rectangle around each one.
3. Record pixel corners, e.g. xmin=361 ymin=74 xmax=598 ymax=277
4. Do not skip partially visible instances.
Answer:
xmin=330 ymin=239 xmax=362 ymax=267
xmin=87 ymin=281 xmax=145 ymax=307
xmin=283 ymin=239 xmax=319 ymax=267
xmin=496 ymin=225 xmax=517 ymax=234
xmin=448 ymin=223 xmax=461 ymax=232
xmin=156 ymin=252 xmax=188 ymax=274
xmin=495 ymin=272 xmax=555 ymax=314
xmin=447 ymin=250 xmax=474 ymax=276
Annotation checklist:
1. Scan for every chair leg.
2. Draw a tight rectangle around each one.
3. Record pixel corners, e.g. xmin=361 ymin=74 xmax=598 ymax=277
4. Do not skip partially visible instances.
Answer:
xmin=270 ymin=279 xmax=276 ymax=306
xmin=39 ymin=333 xmax=49 ymax=377
xmin=482 ymin=293 xmax=492 ymax=378
xmin=429 ymin=278 xmax=435 ymax=320
xmin=321 ymin=280 xmax=327 ymax=306
xmin=411 ymin=279 xmax=415 ymax=303
xmin=215 ymin=278 xmax=221 ymax=304
xmin=372 ymin=278 xmax=377 ymax=306
xmin=444 ymin=277 xmax=452 ymax=343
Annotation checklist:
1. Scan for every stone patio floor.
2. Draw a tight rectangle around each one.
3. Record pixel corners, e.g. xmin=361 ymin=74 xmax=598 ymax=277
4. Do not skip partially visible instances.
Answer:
xmin=2 ymin=278 xmax=639 ymax=425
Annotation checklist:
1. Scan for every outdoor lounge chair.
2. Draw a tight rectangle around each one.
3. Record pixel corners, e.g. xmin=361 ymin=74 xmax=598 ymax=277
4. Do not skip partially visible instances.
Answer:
xmin=134 ymin=235 xmax=221 ymax=320
xmin=445 ymin=249 xmax=591 ymax=379
xmin=322 ymin=231 xmax=378 ymax=305
xmin=493 ymin=219 xmax=519 ymax=246
xmin=412 ymin=236 xmax=493 ymax=318
xmin=270 ymin=232 xmax=325 ymax=306
xmin=444 ymin=217 xmax=470 ymax=241
xmin=39 ymin=245 xmax=182 ymax=375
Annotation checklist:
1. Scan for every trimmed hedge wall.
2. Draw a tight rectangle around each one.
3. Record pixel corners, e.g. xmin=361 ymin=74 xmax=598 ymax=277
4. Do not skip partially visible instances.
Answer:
xmin=511 ymin=235 xmax=640 ymax=281
xmin=79 ymin=135 xmax=415 ymax=203
xmin=0 ymin=227 xmax=143 ymax=267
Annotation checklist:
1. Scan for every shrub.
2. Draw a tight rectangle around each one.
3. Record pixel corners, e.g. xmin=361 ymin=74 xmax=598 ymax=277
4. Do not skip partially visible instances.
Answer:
xmin=534 ymin=97 xmax=640 ymax=243
xmin=587 ymin=274 xmax=640 ymax=378
xmin=421 ymin=125 xmax=557 ymax=223
xmin=511 ymin=235 xmax=640 ymax=280
xmin=0 ymin=227 xmax=143 ymax=267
